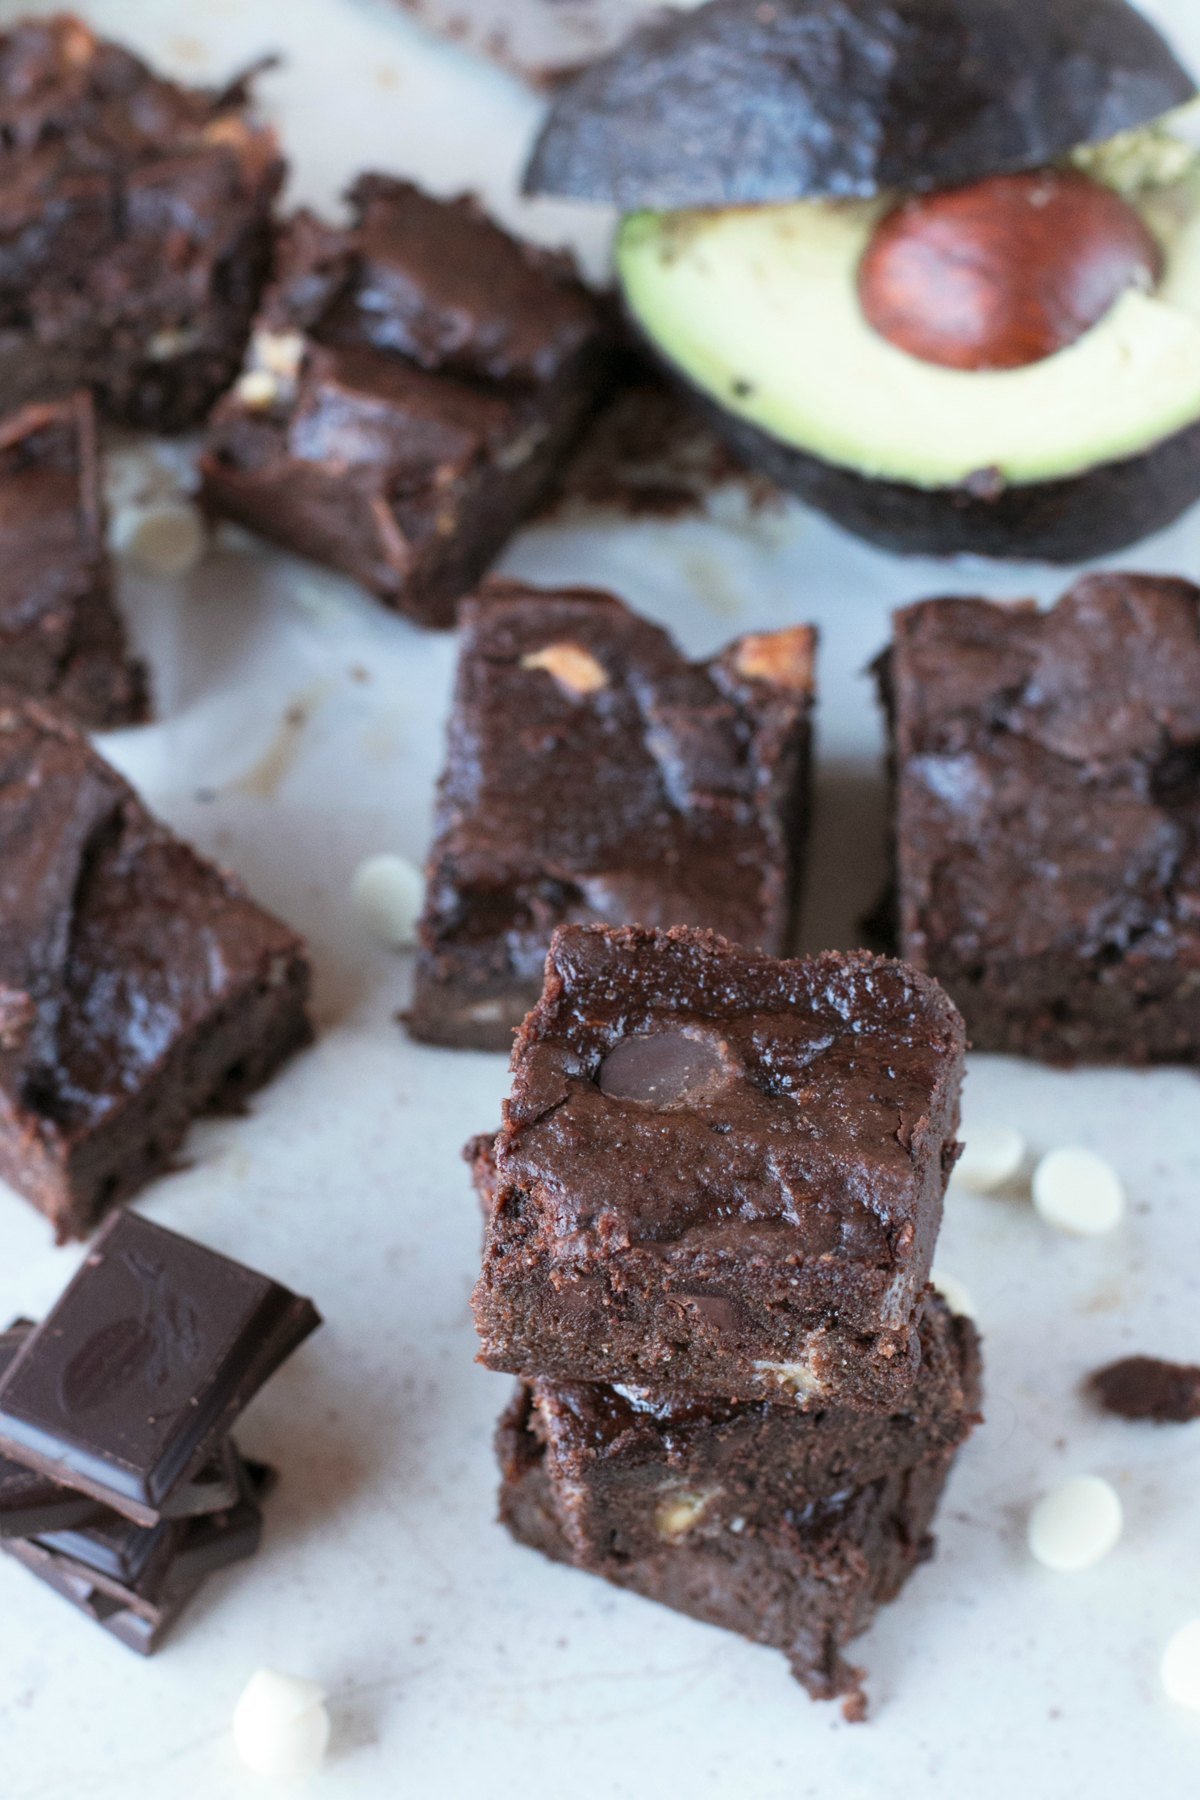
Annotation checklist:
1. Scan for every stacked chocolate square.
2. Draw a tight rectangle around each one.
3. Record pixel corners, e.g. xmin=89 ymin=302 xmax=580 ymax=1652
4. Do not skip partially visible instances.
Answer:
xmin=0 ymin=1211 xmax=319 ymax=1653
xmin=472 ymin=923 xmax=981 ymax=1715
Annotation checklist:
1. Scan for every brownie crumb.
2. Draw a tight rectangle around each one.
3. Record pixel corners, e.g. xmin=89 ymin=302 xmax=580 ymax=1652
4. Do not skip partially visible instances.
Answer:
xmin=1088 ymin=1356 xmax=1200 ymax=1423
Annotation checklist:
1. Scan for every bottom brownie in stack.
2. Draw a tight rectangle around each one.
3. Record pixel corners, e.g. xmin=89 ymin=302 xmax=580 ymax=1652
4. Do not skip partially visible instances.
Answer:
xmin=496 ymin=1296 xmax=980 ymax=1717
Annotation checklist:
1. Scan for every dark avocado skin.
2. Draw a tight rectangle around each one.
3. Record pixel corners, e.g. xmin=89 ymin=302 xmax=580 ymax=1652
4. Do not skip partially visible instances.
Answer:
xmin=526 ymin=0 xmax=1196 ymax=211
xmin=676 ymin=377 xmax=1200 ymax=562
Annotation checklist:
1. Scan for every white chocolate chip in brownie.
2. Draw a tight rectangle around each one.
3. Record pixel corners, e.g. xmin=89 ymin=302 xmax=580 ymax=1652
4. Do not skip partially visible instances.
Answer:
xmin=252 ymin=329 xmax=307 ymax=383
xmin=953 ymin=1123 xmax=1026 ymax=1194
xmin=754 ymin=1358 xmax=825 ymax=1403
xmin=655 ymin=1488 xmax=715 ymax=1541
xmin=352 ymin=854 xmax=424 ymax=951
xmin=232 ymin=1670 xmax=331 ymax=1780
xmin=733 ymin=627 xmax=814 ymax=692
xmin=1032 ymin=1146 xmax=1125 ymax=1235
xmin=146 ymin=326 xmax=200 ymax=362
xmin=520 ymin=642 xmax=608 ymax=696
xmin=235 ymin=368 xmax=281 ymax=411
xmin=1027 ymin=1475 xmax=1123 ymax=1572
xmin=1162 ymin=1620 xmax=1200 ymax=1710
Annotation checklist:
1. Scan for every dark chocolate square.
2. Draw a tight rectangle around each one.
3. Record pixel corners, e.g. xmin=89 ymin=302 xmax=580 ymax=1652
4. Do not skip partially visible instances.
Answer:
xmin=201 ymin=176 xmax=610 ymax=627
xmin=410 ymin=583 xmax=816 ymax=1049
xmin=0 ymin=393 xmax=148 ymax=728
xmin=879 ymin=573 xmax=1200 ymax=1064
xmin=0 ymin=700 xmax=313 ymax=1240
xmin=473 ymin=924 xmax=965 ymax=1408
xmin=0 ymin=17 xmax=283 ymax=431
xmin=0 ymin=1212 xmax=318 ymax=1524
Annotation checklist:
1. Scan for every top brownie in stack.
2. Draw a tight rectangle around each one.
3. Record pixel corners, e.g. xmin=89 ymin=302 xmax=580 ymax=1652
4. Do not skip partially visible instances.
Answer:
xmin=201 ymin=177 xmax=611 ymax=627
xmin=473 ymin=923 xmax=966 ymax=1409
xmin=879 ymin=573 xmax=1200 ymax=1064
xmin=410 ymin=582 xmax=815 ymax=1050
xmin=0 ymin=392 xmax=147 ymax=728
xmin=0 ymin=15 xmax=283 ymax=431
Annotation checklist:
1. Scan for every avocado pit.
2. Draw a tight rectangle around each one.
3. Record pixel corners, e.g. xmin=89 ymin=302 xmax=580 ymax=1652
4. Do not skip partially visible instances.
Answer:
xmin=858 ymin=170 xmax=1163 ymax=372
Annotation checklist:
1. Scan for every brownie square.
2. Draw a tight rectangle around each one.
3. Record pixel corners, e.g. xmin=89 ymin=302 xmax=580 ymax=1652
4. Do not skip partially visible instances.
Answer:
xmin=514 ymin=1293 xmax=980 ymax=1565
xmin=0 ymin=16 xmax=283 ymax=431
xmin=0 ymin=393 xmax=147 ymax=728
xmin=879 ymin=574 xmax=1200 ymax=1064
xmin=473 ymin=924 xmax=966 ymax=1407
xmin=499 ymin=1388 xmax=961 ymax=1716
xmin=0 ymin=702 xmax=312 ymax=1240
xmin=410 ymin=583 xmax=815 ymax=1049
xmin=201 ymin=177 xmax=611 ymax=627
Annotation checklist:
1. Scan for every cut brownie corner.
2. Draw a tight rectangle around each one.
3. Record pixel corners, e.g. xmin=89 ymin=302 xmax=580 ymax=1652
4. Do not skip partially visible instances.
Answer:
xmin=0 ymin=392 xmax=150 ymax=730
xmin=0 ymin=701 xmax=312 ymax=1240
xmin=409 ymin=586 xmax=816 ymax=1051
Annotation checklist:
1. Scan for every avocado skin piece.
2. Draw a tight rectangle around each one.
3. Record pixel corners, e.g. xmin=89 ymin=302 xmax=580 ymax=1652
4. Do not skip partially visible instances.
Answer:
xmin=525 ymin=0 xmax=1196 ymax=211
xmin=675 ymin=381 xmax=1200 ymax=562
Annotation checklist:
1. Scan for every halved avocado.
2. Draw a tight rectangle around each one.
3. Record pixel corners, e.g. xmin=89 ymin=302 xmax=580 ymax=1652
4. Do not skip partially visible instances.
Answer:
xmin=526 ymin=0 xmax=1200 ymax=560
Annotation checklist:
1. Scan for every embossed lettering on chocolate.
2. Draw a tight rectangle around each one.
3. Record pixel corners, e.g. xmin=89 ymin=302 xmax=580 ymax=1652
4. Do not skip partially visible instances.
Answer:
xmin=0 ymin=702 xmax=312 ymax=1240
xmin=472 ymin=924 xmax=966 ymax=1408
xmin=0 ymin=1212 xmax=319 ymax=1527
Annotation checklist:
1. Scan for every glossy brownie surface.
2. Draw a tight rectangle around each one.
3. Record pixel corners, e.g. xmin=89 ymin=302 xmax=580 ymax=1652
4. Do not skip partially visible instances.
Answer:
xmin=0 ymin=394 xmax=146 ymax=727
xmin=202 ymin=178 xmax=610 ymax=625
xmin=411 ymin=584 xmax=815 ymax=1048
xmin=519 ymin=1293 xmax=980 ymax=1562
xmin=0 ymin=16 xmax=282 ymax=430
xmin=0 ymin=703 xmax=311 ymax=1239
xmin=882 ymin=573 xmax=1200 ymax=1063
xmin=473 ymin=924 xmax=965 ymax=1406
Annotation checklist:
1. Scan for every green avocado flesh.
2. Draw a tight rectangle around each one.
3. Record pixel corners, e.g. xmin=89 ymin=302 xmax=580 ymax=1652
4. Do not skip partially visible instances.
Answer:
xmin=616 ymin=140 xmax=1200 ymax=490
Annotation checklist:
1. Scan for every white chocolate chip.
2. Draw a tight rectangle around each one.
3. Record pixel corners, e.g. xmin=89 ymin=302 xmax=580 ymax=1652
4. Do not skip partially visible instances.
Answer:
xmin=1027 ymin=1475 xmax=1123 ymax=1572
xmin=232 ymin=1670 xmax=331 ymax=1780
xmin=931 ymin=1270 xmax=976 ymax=1321
xmin=1032 ymin=1146 xmax=1125 ymax=1236
xmin=112 ymin=500 xmax=206 ymax=578
xmin=236 ymin=368 xmax=282 ymax=411
xmin=146 ymin=326 xmax=199 ymax=362
xmin=953 ymin=1123 xmax=1026 ymax=1194
xmin=655 ymin=1489 xmax=713 ymax=1541
xmin=733 ymin=627 xmax=814 ymax=692
xmin=753 ymin=1358 xmax=825 ymax=1403
xmin=520 ymin=642 xmax=608 ymax=696
xmin=351 ymin=854 xmax=424 ymax=951
xmin=252 ymin=330 xmax=307 ymax=383
xmin=1161 ymin=1620 xmax=1200 ymax=1710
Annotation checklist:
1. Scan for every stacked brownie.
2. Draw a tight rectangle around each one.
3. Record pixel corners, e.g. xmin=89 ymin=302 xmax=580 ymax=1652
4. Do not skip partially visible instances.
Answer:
xmin=202 ymin=179 xmax=612 ymax=627
xmin=472 ymin=923 xmax=981 ymax=1714
xmin=0 ymin=1211 xmax=320 ymax=1653
xmin=0 ymin=702 xmax=312 ymax=1241
xmin=411 ymin=581 xmax=816 ymax=1048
